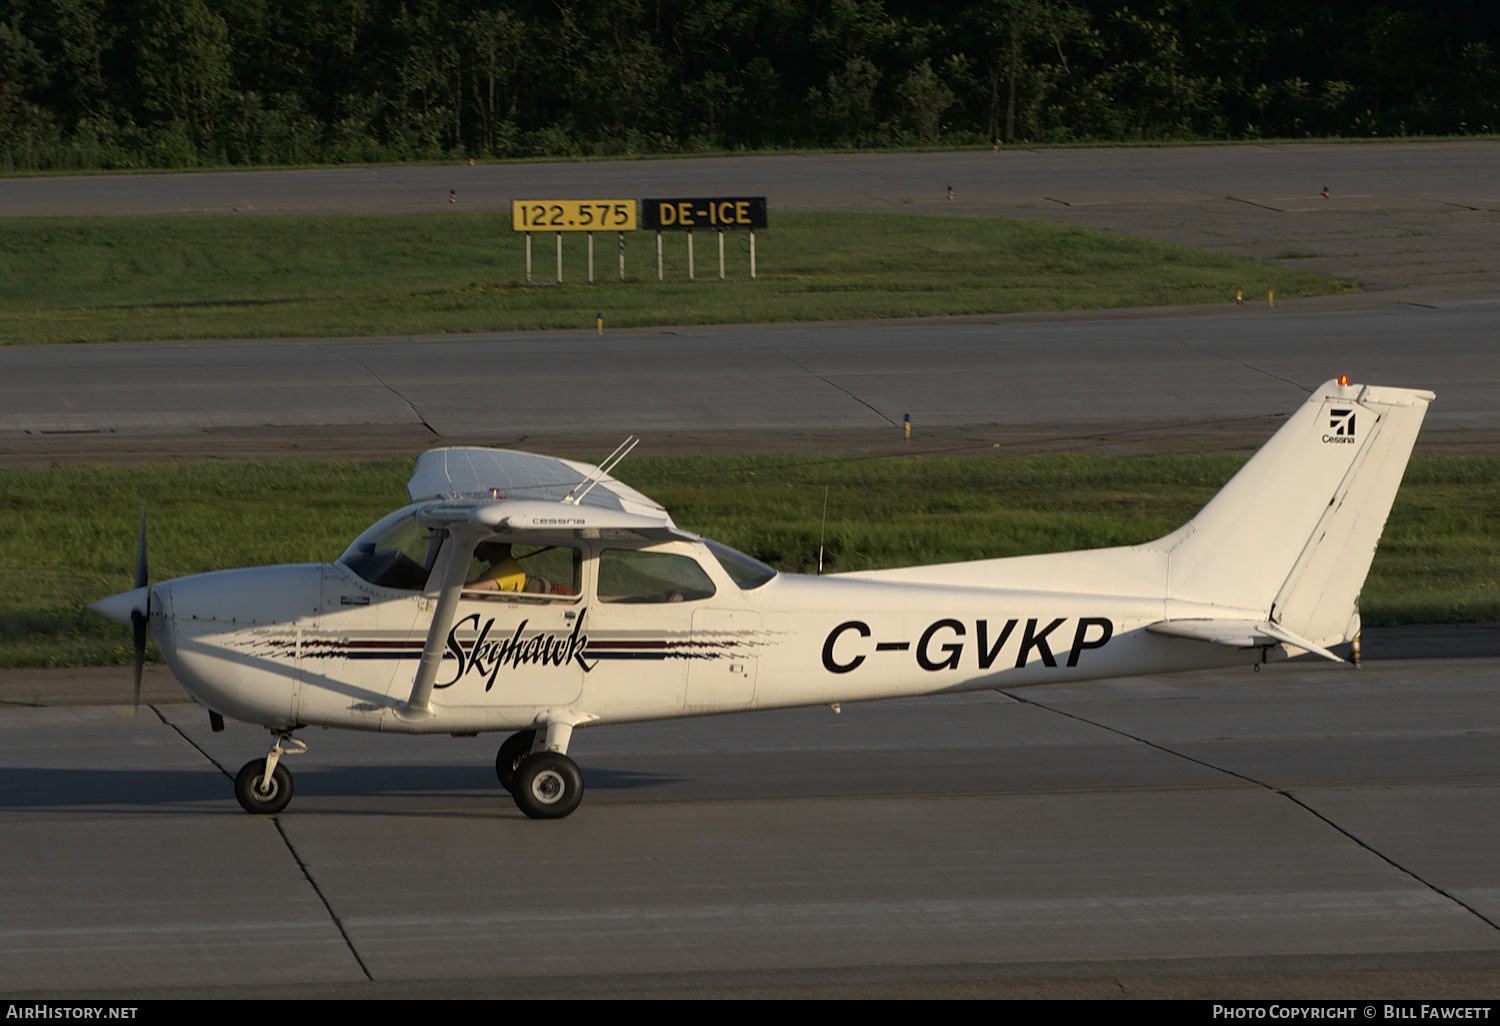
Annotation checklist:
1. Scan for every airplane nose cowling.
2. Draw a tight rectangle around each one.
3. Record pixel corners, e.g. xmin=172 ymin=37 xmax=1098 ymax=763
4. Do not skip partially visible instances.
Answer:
xmin=152 ymin=564 xmax=324 ymax=728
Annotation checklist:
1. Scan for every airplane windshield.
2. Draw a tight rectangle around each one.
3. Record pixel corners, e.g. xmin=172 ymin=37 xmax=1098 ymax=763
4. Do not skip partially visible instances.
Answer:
xmin=704 ymin=540 xmax=777 ymax=590
xmin=339 ymin=508 xmax=443 ymax=591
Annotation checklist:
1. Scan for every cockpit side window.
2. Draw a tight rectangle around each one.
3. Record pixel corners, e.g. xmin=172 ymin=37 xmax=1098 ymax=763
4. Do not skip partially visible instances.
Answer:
xmin=339 ymin=510 xmax=442 ymax=591
xmin=598 ymin=548 xmax=716 ymax=604
xmin=464 ymin=542 xmax=582 ymax=600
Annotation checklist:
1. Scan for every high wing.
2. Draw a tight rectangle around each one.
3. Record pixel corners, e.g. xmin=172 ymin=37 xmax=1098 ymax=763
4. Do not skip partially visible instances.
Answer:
xmin=406 ymin=446 xmax=672 ymax=524
xmin=399 ymin=445 xmax=687 ymax=720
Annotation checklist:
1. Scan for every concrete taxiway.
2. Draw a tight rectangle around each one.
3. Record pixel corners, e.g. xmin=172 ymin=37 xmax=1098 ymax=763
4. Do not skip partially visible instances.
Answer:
xmin=2 ymin=299 xmax=1500 ymax=465
xmin=2 ymin=655 xmax=1498 ymax=997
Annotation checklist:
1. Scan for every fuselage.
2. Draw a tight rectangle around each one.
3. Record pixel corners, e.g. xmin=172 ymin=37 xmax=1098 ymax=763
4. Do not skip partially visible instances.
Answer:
xmin=149 ymin=530 xmax=1261 ymax=736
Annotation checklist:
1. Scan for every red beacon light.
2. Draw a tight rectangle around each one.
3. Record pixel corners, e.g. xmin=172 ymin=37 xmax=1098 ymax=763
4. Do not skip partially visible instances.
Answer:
xmin=1338 ymin=375 xmax=1349 ymax=386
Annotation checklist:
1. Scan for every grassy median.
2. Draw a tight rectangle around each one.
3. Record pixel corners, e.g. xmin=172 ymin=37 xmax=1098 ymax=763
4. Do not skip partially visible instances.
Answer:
xmin=1 ymin=453 xmax=1492 ymax=668
xmin=0 ymin=211 xmax=1350 ymax=344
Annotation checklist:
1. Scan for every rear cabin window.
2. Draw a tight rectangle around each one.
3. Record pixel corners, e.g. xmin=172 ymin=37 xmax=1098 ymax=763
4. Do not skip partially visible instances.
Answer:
xmin=704 ymin=539 xmax=777 ymax=590
xmin=598 ymin=549 xmax=716 ymax=604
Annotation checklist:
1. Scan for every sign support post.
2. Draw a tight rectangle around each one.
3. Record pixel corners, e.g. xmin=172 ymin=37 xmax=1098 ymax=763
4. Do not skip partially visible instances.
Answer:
xmin=642 ymin=197 xmax=766 ymax=281
xmin=510 ymin=200 xmax=638 ymax=284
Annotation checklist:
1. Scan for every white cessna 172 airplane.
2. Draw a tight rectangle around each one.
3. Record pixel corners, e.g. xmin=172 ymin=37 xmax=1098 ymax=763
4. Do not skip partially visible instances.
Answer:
xmin=91 ymin=378 xmax=1431 ymax=819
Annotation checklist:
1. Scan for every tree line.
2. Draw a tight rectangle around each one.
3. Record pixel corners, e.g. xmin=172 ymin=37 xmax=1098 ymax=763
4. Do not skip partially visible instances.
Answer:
xmin=0 ymin=0 xmax=1496 ymax=172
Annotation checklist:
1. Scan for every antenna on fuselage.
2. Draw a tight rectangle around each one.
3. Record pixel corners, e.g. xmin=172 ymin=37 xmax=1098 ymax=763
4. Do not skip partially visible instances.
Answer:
xmin=564 ymin=435 xmax=639 ymax=506
xmin=817 ymin=484 xmax=830 ymax=575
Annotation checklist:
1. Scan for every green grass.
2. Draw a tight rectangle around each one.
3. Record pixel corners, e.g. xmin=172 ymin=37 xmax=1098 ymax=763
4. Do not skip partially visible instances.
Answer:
xmin=2 ymin=454 xmax=1493 ymax=668
xmin=0 ymin=211 xmax=1351 ymax=344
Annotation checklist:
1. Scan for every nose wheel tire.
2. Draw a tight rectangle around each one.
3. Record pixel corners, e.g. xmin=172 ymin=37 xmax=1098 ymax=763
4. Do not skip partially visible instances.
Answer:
xmin=495 ymin=729 xmax=537 ymax=792
xmin=235 ymin=758 xmax=294 ymax=815
xmin=511 ymin=752 xmax=584 ymax=819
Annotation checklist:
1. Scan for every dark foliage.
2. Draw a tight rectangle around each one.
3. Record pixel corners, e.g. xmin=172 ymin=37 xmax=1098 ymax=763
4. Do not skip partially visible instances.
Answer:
xmin=0 ymin=0 xmax=1495 ymax=170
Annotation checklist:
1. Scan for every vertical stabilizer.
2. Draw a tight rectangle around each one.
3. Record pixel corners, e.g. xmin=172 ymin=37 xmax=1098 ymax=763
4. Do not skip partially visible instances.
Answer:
xmin=1150 ymin=380 xmax=1433 ymax=645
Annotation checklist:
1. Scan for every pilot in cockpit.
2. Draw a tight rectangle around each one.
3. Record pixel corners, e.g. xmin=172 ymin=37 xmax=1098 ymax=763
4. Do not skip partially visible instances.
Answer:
xmin=464 ymin=541 xmax=526 ymax=592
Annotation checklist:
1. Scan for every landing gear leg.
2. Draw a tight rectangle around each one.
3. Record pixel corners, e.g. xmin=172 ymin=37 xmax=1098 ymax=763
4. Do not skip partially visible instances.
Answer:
xmin=509 ymin=720 xmax=584 ymax=819
xmin=235 ymin=732 xmax=306 ymax=815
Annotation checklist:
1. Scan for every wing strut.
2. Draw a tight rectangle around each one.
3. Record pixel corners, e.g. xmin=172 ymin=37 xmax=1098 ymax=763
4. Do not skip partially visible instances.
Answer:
xmin=397 ymin=526 xmax=486 ymax=720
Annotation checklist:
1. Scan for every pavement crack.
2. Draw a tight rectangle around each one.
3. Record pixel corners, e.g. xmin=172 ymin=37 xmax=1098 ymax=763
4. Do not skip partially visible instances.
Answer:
xmin=151 ymin=703 xmax=231 ymax=777
xmin=1179 ymin=340 xmax=1313 ymax=393
xmin=996 ymin=689 xmax=1500 ymax=935
xmin=274 ymin=818 xmax=375 ymax=981
xmin=772 ymin=349 xmax=897 ymax=426
xmin=148 ymin=176 xmax=192 ymax=212
xmin=369 ymin=167 xmax=430 ymax=203
xmin=1225 ymin=196 xmax=1285 ymax=213
xmin=312 ymin=343 xmax=439 ymax=437
xmin=151 ymin=705 xmax=375 ymax=979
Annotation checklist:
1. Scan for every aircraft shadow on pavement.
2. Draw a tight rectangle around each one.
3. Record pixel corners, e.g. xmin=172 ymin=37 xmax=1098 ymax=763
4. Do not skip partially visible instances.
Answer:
xmin=0 ymin=766 xmax=229 ymax=810
xmin=0 ymin=763 xmax=688 ymax=812
xmin=577 ymin=767 xmax=687 ymax=792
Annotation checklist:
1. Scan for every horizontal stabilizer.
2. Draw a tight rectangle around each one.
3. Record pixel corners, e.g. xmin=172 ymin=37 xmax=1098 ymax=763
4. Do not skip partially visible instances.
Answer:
xmin=1146 ymin=619 xmax=1347 ymax=664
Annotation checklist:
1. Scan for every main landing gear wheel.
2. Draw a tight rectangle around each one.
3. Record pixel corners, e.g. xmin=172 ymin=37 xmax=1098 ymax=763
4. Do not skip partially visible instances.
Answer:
xmin=511 ymin=752 xmax=584 ymax=819
xmin=495 ymin=729 xmax=536 ymax=792
xmin=235 ymin=758 xmax=293 ymax=815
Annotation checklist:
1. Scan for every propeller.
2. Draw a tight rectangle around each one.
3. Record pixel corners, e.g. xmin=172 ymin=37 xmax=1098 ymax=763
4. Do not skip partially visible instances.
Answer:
xmin=86 ymin=502 xmax=154 ymax=709
xmin=131 ymin=502 xmax=149 ymax=708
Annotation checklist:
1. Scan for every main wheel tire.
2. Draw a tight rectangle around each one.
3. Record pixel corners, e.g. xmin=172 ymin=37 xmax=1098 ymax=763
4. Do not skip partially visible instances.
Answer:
xmin=495 ymin=729 xmax=537 ymax=792
xmin=511 ymin=752 xmax=584 ymax=819
xmin=235 ymin=758 xmax=293 ymax=815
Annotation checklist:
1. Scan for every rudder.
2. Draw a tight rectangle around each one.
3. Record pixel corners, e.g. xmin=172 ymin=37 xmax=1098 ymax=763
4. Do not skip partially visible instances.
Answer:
xmin=1150 ymin=380 xmax=1433 ymax=646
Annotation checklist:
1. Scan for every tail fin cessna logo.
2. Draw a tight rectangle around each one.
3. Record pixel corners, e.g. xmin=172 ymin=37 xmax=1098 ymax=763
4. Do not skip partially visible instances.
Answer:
xmin=1324 ymin=408 xmax=1356 ymax=444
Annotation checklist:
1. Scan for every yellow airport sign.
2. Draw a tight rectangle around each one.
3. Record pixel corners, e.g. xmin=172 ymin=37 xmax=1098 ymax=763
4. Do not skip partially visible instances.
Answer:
xmin=512 ymin=199 xmax=637 ymax=232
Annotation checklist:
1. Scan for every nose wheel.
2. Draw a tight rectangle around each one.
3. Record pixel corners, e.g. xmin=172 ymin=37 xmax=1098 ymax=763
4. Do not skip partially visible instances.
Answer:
xmin=235 ymin=758 xmax=293 ymax=814
xmin=235 ymin=732 xmax=306 ymax=815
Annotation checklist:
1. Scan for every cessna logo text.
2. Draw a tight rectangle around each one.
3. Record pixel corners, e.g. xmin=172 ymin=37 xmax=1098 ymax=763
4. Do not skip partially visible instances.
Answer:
xmin=822 ymin=617 xmax=1114 ymax=674
xmin=1324 ymin=408 xmax=1356 ymax=444
xmin=439 ymin=609 xmax=594 ymax=689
